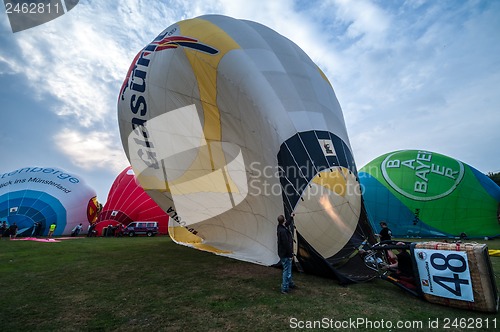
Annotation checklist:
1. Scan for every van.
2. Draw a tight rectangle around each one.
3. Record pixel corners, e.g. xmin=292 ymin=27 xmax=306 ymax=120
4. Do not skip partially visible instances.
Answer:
xmin=123 ymin=221 xmax=158 ymax=237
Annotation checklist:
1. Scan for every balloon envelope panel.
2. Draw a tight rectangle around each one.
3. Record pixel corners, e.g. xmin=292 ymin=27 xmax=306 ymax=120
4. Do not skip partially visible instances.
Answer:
xmin=118 ymin=15 xmax=376 ymax=281
xmin=359 ymin=150 xmax=500 ymax=238
xmin=0 ymin=167 xmax=97 ymax=236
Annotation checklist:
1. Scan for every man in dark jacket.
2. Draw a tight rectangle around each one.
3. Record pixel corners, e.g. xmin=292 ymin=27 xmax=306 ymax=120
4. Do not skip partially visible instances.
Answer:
xmin=277 ymin=213 xmax=296 ymax=294
xmin=9 ymin=222 xmax=18 ymax=239
xmin=377 ymin=221 xmax=392 ymax=242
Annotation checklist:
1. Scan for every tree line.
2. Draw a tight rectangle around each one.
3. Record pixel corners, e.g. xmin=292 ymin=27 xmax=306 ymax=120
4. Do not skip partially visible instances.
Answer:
xmin=487 ymin=171 xmax=500 ymax=186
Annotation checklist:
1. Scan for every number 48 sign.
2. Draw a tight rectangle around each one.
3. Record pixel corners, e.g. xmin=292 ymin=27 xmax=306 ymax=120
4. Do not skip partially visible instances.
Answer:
xmin=414 ymin=249 xmax=474 ymax=302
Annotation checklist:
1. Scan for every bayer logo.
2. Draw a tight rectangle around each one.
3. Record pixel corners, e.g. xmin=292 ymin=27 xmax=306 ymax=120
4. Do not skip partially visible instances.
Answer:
xmin=380 ymin=150 xmax=464 ymax=201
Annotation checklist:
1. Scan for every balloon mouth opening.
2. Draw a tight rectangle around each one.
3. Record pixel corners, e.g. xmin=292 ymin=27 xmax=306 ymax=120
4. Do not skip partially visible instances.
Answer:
xmin=293 ymin=167 xmax=361 ymax=259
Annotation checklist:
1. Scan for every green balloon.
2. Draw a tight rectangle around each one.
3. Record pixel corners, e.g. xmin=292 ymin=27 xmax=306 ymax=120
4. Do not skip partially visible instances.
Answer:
xmin=360 ymin=150 xmax=500 ymax=238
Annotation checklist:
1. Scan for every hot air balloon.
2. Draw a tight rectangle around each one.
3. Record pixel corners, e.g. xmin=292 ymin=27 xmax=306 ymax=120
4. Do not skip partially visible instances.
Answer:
xmin=0 ymin=166 xmax=98 ymax=236
xmin=359 ymin=150 xmax=500 ymax=238
xmin=94 ymin=167 xmax=169 ymax=236
xmin=118 ymin=15 xmax=376 ymax=283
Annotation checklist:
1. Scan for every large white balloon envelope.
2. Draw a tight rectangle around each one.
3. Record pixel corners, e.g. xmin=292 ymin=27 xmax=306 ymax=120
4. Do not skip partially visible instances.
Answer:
xmin=118 ymin=15 xmax=376 ymax=282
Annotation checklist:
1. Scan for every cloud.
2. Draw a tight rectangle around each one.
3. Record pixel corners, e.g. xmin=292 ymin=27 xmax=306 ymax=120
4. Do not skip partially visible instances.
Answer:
xmin=11 ymin=7 xmax=137 ymax=126
xmin=0 ymin=1 xmax=179 ymax=177
xmin=280 ymin=0 xmax=500 ymax=173
xmin=54 ymin=128 xmax=128 ymax=173
xmin=331 ymin=0 xmax=391 ymax=45
xmin=1 ymin=0 xmax=500 ymax=201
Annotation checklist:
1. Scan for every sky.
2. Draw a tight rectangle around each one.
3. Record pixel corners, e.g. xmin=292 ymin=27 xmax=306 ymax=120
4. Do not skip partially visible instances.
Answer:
xmin=1 ymin=0 xmax=499 ymax=204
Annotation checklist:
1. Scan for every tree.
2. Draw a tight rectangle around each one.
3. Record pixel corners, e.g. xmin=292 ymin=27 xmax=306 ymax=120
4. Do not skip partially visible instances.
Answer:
xmin=487 ymin=171 xmax=500 ymax=187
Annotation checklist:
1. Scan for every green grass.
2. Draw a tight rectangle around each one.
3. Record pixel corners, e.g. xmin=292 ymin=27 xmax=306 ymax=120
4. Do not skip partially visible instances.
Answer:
xmin=0 ymin=236 xmax=499 ymax=331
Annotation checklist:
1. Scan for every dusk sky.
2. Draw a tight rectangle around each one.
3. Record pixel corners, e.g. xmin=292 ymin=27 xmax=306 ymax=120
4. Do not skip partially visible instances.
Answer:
xmin=1 ymin=0 xmax=499 ymax=203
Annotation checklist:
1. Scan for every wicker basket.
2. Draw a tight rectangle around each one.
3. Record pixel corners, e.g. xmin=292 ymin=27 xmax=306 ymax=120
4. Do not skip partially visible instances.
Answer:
xmin=415 ymin=242 xmax=499 ymax=313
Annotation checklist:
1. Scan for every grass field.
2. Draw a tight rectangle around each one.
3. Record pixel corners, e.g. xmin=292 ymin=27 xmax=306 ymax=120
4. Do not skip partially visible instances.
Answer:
xmin=0 ymin=236 xmax=498 ymax=331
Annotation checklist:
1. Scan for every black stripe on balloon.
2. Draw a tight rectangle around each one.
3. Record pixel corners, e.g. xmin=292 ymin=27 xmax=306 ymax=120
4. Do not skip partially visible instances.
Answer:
xmin=175 ymin=41 xmax=219 ymax=54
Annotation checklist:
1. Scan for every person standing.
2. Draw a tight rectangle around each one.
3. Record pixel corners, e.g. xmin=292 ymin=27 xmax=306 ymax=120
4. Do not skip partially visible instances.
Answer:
xmin=87 ymin=223 xmax=96 ymax=237
xmin=377 ymin=221 xmax=392 ymax=242
xmin=48 ymin=222 xmax=57 ymax=238
xmin=31 ymin=221 xmax=41 ymax=237
xmin=71 ymin=223 xmax=83 ymax=237
xmin=277 ymin=213 xmax=296 ymax=294
xmin=0 ymin=221 xmax=7 ymax=238
xmin=9 ymin=222 xmax=18 ymax=239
